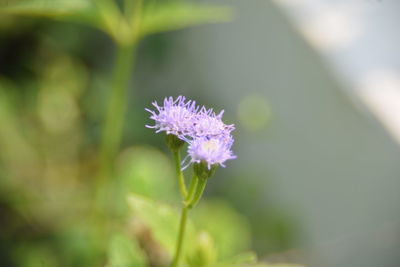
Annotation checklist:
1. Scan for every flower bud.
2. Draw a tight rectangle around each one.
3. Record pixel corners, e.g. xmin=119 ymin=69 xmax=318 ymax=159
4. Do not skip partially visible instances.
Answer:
xmin=193 ymin=161 xmax=217 ymax=180
xmin=166 ymin=134 xmax=185 ymax=152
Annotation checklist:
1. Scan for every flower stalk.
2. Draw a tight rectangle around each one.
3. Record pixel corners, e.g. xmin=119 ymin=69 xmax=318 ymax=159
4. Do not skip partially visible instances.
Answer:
xmin=171 ymin=205 xmax=189 ymax=267
xmin=99 ymin=44 xmax=136 ymax=179
xmin=170 ymin=173 xmax=203 ymax=267
xmin=167 ymin=134 xmax=188 ymax=198
xmin=185 ymin=173 xmax=199 ymax=204
xmin=96 ymin=0 xmax=144 ymax=206
xmin=171 ymin=166 xmax=213 ymax=266
xmin=94 ymin=42 xmax=137 ymax=218
xmin=187 ymin=177 xmax=207 ymax=209
xmin=173 ymin=150 xmax=188 ymax=199
xmin=147 ymin=96 xmax=236 ymax=266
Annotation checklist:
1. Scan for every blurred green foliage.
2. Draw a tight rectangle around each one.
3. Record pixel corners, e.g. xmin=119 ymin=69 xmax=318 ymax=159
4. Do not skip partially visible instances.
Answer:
xmin=0 ymin=0 xmax=305 ymax=266
xmin=0 ymin=0 xmax=232 ymax=45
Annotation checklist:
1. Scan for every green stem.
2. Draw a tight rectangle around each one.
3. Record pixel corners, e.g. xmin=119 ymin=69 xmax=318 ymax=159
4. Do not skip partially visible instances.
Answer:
xmin=171 ymin=205 xmax=188 ymax=267
xmin=185 ymin=174 xmax=198 ymax=203
xmin=188 ymin=178 xmax=207 ymax=208
xmin=96 ymin=43 xmax=136 ymax=208
xmin=173 ymin=151 xmax=188 ymax=198
xmin=97 ymin=0 xmax=142 ymax=187
xmin=99 ymin=43 xmax=136 ymax=174
xmin=171 ymin=175 xmax=205 ymax=266
xmin=124 ymin=0 xmax=135 ymax=19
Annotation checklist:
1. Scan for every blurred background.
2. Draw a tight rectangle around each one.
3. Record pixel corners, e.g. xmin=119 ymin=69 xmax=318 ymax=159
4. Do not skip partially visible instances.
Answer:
xmin=1 ymin=0 xmax=400 ymax=266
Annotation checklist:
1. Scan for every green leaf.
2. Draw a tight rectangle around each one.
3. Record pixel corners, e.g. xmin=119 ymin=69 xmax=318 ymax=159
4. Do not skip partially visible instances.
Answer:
xmin=12 ymin=244 xmax=59 ymax=267
xmin=0 ymin=0 xmax=102 ymax=30
xmin=218 ymin=252 xmax=306 ymax=267
xmin=0 ymin=0 xmax=90 ymax=16
xmin=186 ymin=231 xmax=218 ymax=267
xmin=116 ymin=146 xmax=178 ymax=203
xmin=140 ymin=2 xmax=233 ymax=36
xmin=217 ymin=251 xmax=257 ymax=266
xmin=126 ymin=193 xmax=196 ymax=257
xmin=192 ymin=199 xmax=252 ymax=260
xmin=107 ymin=234 xmax=146 ymax=267
xmin=247 ymin=264 xmax=306 ymax=267
xmin=111 ymin=146 xmax=178 ymax=219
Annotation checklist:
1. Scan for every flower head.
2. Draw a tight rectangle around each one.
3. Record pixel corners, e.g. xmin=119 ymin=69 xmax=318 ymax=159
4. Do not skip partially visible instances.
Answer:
xmin=186 ymin=135 xmax=236 ymax=169
xmin=146 ymin=95 xmax=237 ymax=170
xmin=191 ymin=108 xmax=235 ymax=139
xmin=146 ymin=96 xmax=198 ymax=139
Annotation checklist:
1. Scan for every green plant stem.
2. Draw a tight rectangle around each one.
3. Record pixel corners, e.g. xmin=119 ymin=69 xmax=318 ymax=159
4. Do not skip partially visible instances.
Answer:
xmin=124 ymin=0 xmax=135 ymax=19
xmin=188 ymin=177 xmax=207 ymax=208
xmin=96 ymin=43 xmax=136 ymax=207
xmin=171 ymin=174 xmax=206 ymax=266
xmin=100 ymin=43 xmax=135 ymax=175
xmin=173 ymin=151 xmax=188 ymax=198
xmin=171 ymin=205 xmax=188 ymax=267
xmin=185 ymin=174 xmax=198 ymax=202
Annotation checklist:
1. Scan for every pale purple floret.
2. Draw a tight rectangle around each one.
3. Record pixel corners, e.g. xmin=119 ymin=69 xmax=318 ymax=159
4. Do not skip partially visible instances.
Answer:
xmin=191 ymin=107 xmax=235 ymax=139
xmin=184 ymin=135 xmax=236 ymax=170
xmin=145 ymin=96 xmax=199 ymax=139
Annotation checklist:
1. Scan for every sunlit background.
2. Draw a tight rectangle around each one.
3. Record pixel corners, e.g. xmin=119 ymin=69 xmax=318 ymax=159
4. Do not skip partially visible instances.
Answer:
xmin=1 ymin=0 xmax=400 ymax=266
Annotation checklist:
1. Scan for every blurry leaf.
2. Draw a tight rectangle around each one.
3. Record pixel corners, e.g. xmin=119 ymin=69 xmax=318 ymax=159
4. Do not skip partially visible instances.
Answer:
xmin=140 ymin=2 xmax=233 ymax=36
xmin=58 ymin=223 xmax=105 ymax=266
xmin=13 ymin=244 xmax=59 ymax=267
xmin=0 ymin=0 xmax=103 ymax=30
xmin=37 ymin=54 xmax=86 ymax=134
xmin=116 ymin=146 xmax=178 ymax=203
xmin=218 ymin=252 xmax=306 ymax=267
xmin=0 ymin=80 xmax=40 ymax=186
xmin=127 ymin=193 xmax=196 ymax=257
xmin=107 ymin=233 xmax=146 ymax=267
xmin=248 ymin=264 xmax=306 ymax=267
xmin=192 ymin=199 xmax=252 ymax=260
xmin=217 ymin=251 xmax=257 ymax=266
xmin=0 ymin=1 xmax=233 ymax=44
xmin=0 ymin=0 xmax=90 ymax=14
xmin=37 ymin=54 xmax=87 ymax=97
xmin=0 ymin=0 xmax=91 ymax=17
xmin=186 ymin=231 xmax=218 ymax=267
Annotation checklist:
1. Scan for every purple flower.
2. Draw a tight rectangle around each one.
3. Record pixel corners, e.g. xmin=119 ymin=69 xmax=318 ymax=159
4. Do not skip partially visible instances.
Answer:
xmin=146 ymin=95 xmax=237 ymax=169
xmin=146 ymin=96 xmax=198 ymax=139
xmin=185 ymin=135 xmax=236 ymax=169
xmin=191 ymin=107 xmax=235 ymax=139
